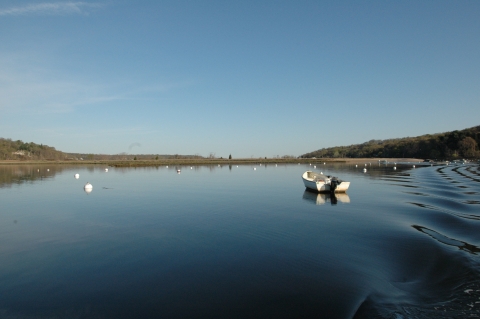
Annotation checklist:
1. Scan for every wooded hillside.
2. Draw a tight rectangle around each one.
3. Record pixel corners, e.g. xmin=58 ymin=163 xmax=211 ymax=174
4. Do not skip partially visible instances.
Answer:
xmin=0 ymin=138 xmax=65 ymax=160
xmin=301 ymin=126 xmax=480 ymax=160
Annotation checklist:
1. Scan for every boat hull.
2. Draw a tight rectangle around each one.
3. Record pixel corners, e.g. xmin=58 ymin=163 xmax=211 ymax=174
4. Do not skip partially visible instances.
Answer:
xmin=302 ymin=171 xmax=350 ymax=193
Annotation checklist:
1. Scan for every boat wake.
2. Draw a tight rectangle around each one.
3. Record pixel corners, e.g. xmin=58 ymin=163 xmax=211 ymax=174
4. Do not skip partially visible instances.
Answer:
xmin=354 ymin=162 xmax=480 ymax=319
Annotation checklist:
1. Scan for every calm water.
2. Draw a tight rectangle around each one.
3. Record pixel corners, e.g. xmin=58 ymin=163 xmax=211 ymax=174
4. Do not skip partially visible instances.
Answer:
xmin=0 ymin=162 xmax=479 ymax=319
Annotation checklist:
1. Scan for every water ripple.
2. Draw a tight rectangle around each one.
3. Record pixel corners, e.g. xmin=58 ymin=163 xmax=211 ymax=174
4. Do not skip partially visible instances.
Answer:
xmin=412 ymin=225 xmax=480 ymax=255
xmin=408 ymin=202 xmax=480 ymax=221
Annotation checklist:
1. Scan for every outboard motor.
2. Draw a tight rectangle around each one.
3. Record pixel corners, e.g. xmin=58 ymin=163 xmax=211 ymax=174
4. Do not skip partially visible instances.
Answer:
xmin=330 ymin=179 xmax=338 ymax=192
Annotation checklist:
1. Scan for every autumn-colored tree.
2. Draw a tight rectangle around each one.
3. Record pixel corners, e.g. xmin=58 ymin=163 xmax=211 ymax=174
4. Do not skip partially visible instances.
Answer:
xmin=458 ymin=137 xmax=477 ymax=158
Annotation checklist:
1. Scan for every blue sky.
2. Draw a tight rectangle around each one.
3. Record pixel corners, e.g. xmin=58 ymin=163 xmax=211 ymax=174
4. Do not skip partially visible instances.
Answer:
xmin=1 ymin=1 xmax=479 ymax=157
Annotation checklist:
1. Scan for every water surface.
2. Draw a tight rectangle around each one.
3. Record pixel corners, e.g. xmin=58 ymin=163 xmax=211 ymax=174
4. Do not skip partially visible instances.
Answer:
xmin=0 ymin=162 xmax=479 ymax=318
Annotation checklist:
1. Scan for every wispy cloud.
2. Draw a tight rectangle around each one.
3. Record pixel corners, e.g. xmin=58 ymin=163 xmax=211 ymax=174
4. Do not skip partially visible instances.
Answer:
xmin=0 ymin=60 xmax=178 ymax=115
xmin=0 ymin=50 xmax=191 ymax=115
xmin=0 ymin=2 xmax=104 ymax=16
xmin=0 ymin=61 xmax=124 ymax=114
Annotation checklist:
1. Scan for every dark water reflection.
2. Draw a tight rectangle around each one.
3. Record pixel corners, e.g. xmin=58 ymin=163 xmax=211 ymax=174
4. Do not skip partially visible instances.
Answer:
xmin=0 ymin=162 xmax=479 ymax=318
xmin=302 ymin=189 xmax=351 ymax=205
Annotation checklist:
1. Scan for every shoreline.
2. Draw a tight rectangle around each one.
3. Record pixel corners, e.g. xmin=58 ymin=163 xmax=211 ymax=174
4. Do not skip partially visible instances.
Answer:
xmin=0 ymin=158 xmax=422 ymax=167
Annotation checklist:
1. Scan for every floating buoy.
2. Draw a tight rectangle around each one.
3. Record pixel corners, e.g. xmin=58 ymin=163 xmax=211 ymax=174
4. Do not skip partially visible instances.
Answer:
xmin=413 ymin=165 xmax=415 ymax=168
xmin=74 ymin=173 xmax=80 ymax=179
xmin=166 ymin=165 xmax=168 ymax=168
xmin=190 ymin=167 xmax=193 ymax=169
xmin=324 ymin=162 xmax=326 ymax=165
xmin=84 ymin=183 xmax=93 ymax=193
xmin=105 ymin=168 xmax=108 ymax=172
xmin=275 ymin=164 xmax=277 ymax=167
xmin=363 ymin=168 xmax=367 ymax=173
xmin=177 ymin=169 xmax=181 ymax=173
xmin=314 ymin=165 xmax=316 ymax=168
xmin=310 ymin=163 xmax=311 ymax=166
xmin=393 ymin=167 xmax=396 ymax=170
xmin=365 ymin=164 xmax=367 ymax=166
xmin=355 ymin=165 xmax=357 ymax=167
xmin=47 ymin=169 xmax=49 ymax=172
xmin=254 ymin=167 xmax=256 ymax=170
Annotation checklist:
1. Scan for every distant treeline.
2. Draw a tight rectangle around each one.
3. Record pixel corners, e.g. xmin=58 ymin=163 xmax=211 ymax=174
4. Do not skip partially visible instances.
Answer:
xmin=0 ymin=138 xmax=65 ymax=160
xmin=64 ymin=153 xmax=204 ymax=161
xmin=3 ymin=125 xmax=479 ymax=162
xmin=301 ymin=126 xmax=480 ymax=160
xmin=0 ymin=138 xmax=205 ymax=161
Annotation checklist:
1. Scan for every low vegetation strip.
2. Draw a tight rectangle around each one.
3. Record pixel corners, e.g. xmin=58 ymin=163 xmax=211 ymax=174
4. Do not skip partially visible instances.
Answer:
xmin=0 ymin=158 xmax=423 ymax=167
xmin=108 ymin=158 xmax=346 ymax=167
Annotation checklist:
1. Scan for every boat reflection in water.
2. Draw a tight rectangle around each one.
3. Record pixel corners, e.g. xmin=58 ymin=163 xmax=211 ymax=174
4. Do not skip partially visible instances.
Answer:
xmin=302 ymin=189 xmax=350 ymax=205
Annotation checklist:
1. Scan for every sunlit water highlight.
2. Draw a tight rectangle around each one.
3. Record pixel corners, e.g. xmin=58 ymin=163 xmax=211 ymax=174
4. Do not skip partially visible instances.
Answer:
xmin=0 ymin=162 xmax=479 ymax=318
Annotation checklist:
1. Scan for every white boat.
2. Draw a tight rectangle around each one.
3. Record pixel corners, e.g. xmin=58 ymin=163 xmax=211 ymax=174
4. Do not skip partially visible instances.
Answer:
xmin=302 ymin=171 xmax=350 ymax=193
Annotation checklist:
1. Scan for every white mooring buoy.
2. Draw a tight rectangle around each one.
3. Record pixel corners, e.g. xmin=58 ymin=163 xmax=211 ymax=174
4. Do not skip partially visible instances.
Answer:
xmin=84 ymin=182 xmax=93 ymax=194
xmin=74 ymin=173 xmax=80 ymax=179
